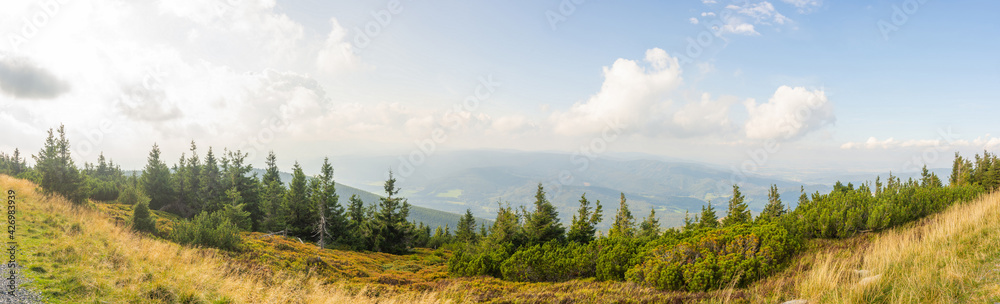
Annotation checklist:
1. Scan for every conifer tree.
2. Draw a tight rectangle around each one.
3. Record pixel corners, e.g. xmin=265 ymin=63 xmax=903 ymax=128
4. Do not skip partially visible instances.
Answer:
xmin=346 ymin=194 xmax=368 ymax=250
xmin=722 ymin=184 xmax=751 ymax=226
xmin=313 ymin=157 xmax=345 ymax=248
xmin=759 ymin=184 xmax=784 ymax=221
xmin=638 ymin=208 xmax=660 ymax=238
xmin=32 ymin=125 xmax=86 ymax=204
xmin=141 ymin=143 xmax=173 ymax=210
xmin=372 ymin=171 xmax=413 ymax=254
xmin=198 ymin=147 xmax=222 ymax=212
xmin=260 ymin=151 xmax=288 ymax=232
xmin=567 ymin=193 xmax=602 ymax=244
xmin=698 ymin=202 xmax=718 ymax=228
xmin=455 ymin=209 xmax=478 ymax=243
xmin=284 ymin=162 xmax=314 ymax=238
xmin=608 ymin=193 xmax=635 ymax=238
xmin=132 ymin=199 xmax=157 ymax=234
xmin=522 ymin=183 xmax=564 ymax=245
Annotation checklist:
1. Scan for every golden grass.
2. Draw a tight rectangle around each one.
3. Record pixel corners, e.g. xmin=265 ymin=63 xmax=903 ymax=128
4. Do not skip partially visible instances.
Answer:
xmin=791 ymin=191 xmax=1000 ymax=303
xmin=2 ymin=175 xmax=460 ymax=303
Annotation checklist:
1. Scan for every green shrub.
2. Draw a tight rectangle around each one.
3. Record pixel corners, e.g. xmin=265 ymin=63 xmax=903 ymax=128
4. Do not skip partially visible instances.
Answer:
xmin=170 ymin=211 xmax=242 ymax=251
xmin=132 ymin=200 xmax=157 ymax=234
xmin=626 ymin=223 xmax=796 ymax=291
xmin=500 ymin=240 xmax=594 ymax=282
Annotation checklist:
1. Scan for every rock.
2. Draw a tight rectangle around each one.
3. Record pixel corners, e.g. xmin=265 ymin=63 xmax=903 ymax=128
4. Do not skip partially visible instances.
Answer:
xmin=781 ymin=300 xmax=807 ymax=304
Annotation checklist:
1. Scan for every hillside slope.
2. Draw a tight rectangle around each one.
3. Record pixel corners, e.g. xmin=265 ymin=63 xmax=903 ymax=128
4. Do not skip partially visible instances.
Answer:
xmin=742 ymin=191 xmax=1000 ymax=303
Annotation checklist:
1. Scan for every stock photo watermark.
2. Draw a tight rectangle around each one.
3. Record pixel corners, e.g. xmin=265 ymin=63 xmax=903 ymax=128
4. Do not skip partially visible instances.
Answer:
xmin=7 ymin=0 xmax=68 ymax=52
xmin=395 ymin=74 xmax=501 ymax=181
xmin=877 ymin=0 xmax=930 ymax=41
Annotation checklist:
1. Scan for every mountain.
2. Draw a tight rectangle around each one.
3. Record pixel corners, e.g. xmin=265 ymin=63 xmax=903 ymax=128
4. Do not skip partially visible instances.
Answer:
xmin=323 ymin=150 xmax=833 ymax=229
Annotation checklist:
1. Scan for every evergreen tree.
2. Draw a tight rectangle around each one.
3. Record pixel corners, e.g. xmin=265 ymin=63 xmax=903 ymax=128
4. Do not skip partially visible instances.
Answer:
xmin=345 ymin=194 xmax=368 ymax=250
xmin=198 ymin=147 xmax=222 ymax=213
xmin=141 ymin=143 xmax=173 ymax=210
xmin=372 ymin=171 xmax=413 ymax=254
xmin=455 ymin=209 xmax=478 ymax=243
xmin=722 ymin=184 xmax=751 ymax=226
xmin=32 ymin=125 xmax=86 ymax=204
xmin=260 ymin=151 xmax=288 ymax=232
xmin=608 ymin=193 xmax=635 ymax=238
xmin=313 ymin=157 xmax=346 ymax=248
xmin=131 ymin=199 xmax=157 ymax=234
xmin=222 ymin=187 xmax=252 ymax=231
xmin=698 ymin=202 xmax=718 ymax=228
xmin=759 ymin=184 xmax=784 ymax=221
xmin=185 ymin=141 xmax=202 ymax=210
xmin=487 ymin=202 xmax=523 ymax=247
xmin=638 ymin=208 xmax=660 ymax=238
xmin=220 ymin=150 xmax=262 ymax=231
xmin=567 ymin=193 xmax=602 ymax=244
xmin=522 ymin=183 xmax=564 ymax=245
xmin=284 ymin=162 xmax=314 ymax=238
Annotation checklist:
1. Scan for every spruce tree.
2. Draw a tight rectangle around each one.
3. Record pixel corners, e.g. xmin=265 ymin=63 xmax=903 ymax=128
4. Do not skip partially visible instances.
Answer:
xmin=608 ymin=193 xmax=635 ymax=238
xmin=455 ymin=209 xmax=478 ymax=243
xmin=284 ymin=162 xmax=314 ymax=238
xmin=346 ymin=194 xmax=368 ymax=250
xmin=313 ymin=157 xmax=345 ymax=248
xmin=567 ymin=193 xmax=602 ymax=244
xmin=522 ymin=183 xmax=564 ymax=245
xmin=260 ymin=151 xmax=288 ymax=232
xmin=198 ymin=147 xmax=222 ymax=213
xmin=33 ymin=125 xmax=86 ymax=204
xmin=372 ymin=171 xmax=413 ymax=254
xmin=638 ymin=208 xmax=660 ymax=238
xmin=722 ymin=184 xmax=751 ymax=226
xmin=132 ymin=199 xmax=157 ymax=234
xmin=699 ymin=202 xmax=718 ymax=228
xmin=141 ymin=143 xmax=173 ymax=210
xmin=759 ymin=184 xmax=784 ymax=221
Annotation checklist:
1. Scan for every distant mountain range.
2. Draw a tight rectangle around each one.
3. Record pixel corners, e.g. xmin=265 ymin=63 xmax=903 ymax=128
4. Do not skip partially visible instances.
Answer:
xmin=323 ymin=150 xmax=838 ymax=230
xmin=127 ymin=150 xmax=951 ymax=231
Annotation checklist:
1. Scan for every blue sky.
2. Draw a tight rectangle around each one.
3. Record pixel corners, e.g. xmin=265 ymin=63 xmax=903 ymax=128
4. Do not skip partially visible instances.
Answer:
xmin=0 ymin=0 xmax=997 ymax=175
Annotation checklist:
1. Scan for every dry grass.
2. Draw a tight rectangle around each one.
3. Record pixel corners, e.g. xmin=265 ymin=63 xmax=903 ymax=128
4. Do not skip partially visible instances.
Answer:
xmin=11 ymin=172 xmax=1000 ymax=304
xmin=2 ymin=175 xmax=461 ymax=303
xmin=743 ymin=191 xmax=1000 ymax=304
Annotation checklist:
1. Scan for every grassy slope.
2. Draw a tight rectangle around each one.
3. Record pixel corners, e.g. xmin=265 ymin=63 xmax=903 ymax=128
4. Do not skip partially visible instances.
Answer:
xmin=741 ymin=191 xmax=1000 ymax=303
xmin=7 ymin=172 xmax=999 ymax=303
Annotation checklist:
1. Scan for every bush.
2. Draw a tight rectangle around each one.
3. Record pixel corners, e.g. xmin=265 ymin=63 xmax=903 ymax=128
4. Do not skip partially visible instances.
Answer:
xmin=500 ymin=240 xmax=595 ymax=282
xmin=87 ymin=179 xmax=120 ymax=201
xmin=132 ymin=200 xmax=157 ymax=234
xmin=594 ymin=236 xmax=641 ymax=281
xmin=626 ymin=223 xmax=796 ymax=291
xmin=170 ymin=211 xmax=242 ymax=251
xmin=447 ymin=241 xmax=512 ymax=278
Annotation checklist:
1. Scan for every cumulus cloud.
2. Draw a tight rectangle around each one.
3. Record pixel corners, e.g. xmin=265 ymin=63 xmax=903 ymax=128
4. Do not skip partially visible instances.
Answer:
xmin=317 ymin=18 xmax=363 ymax=74
xmin=698 ymin=1 xmax=794 ymax=37
xmin=744 ymin=86 xmax=834 ymax=140
xmin=0 ymin=57 xmax=69 ymax=99
xmin=550 ymin=48 xmax=682 ymax=136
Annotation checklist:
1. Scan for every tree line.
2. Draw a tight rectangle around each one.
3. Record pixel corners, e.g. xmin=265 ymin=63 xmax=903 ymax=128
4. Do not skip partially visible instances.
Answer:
xmin=446 ymin=156 xmax=989 ymax=292
xmin=0 ymin=125 xmax=447 ymax=254
xmin=0 ymin=125 xmax=994 ymax=291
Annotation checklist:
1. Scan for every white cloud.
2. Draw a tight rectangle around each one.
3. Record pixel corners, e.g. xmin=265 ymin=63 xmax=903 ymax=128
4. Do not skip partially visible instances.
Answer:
xmin=689 ymin=17 xmax=700 ymax=25
xmin=550 ymin=48 xmax=682 ymax=136
xmin=317 ymin=18 xmax=363 ymax=74
xmin=781 ymin=0 xmax=822 ymax=13
xmin=744 ymin=86 xmax=834 ymax=140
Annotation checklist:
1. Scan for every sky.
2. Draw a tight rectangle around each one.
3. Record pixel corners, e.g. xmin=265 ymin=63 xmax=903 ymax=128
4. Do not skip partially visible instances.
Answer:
xmin=0 ymin=0 xmax=998 ymax=177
